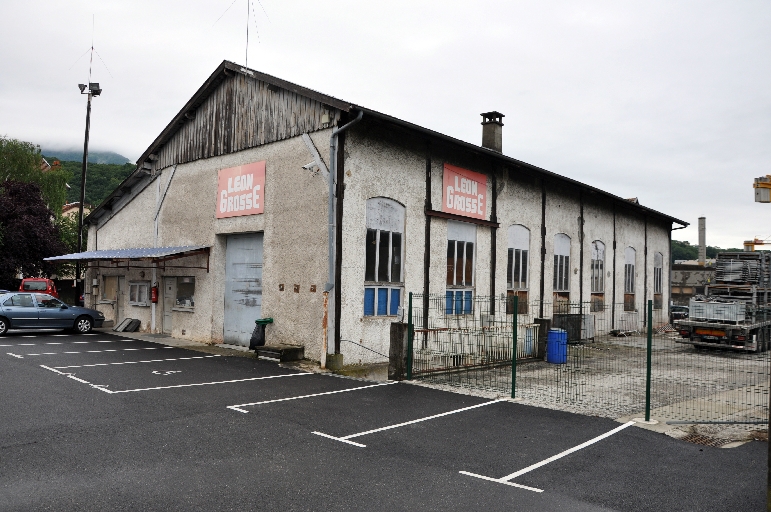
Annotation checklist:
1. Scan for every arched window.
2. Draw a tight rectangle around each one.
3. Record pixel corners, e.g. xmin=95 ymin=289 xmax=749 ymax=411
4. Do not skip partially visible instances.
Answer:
xmin=553 ymin=234 xmax=571 ymax=292
xmin=590 ymin=240 xmax=605 ymax=311
xmin=654 ymin=251 xmax=663 ymax=310
xmin=446 ymin=220 xmax=476 ymax=314
xmin=624 ymin=247 xmax=636 ymax=311
xmin=507 ymin=225 xmax=530 ymax=314
xmin=553 ymin=233 xmax=571 ymax=312
xmin=364 ymin=198 xmax=405 ymax=316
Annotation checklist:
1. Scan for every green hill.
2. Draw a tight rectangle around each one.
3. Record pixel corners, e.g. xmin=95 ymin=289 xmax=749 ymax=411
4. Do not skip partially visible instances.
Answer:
xmin=47 ymin=159 xmax=136 ymax=207
xmin=43 ymin=149 xmax=132 ymax=165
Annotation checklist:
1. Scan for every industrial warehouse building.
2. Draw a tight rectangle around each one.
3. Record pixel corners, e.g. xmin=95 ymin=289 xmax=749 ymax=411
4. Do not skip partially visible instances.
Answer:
xmin=50 ymin=60 xmax=687 ymax=365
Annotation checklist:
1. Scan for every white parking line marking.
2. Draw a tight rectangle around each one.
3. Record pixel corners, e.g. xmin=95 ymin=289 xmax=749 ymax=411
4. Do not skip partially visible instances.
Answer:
xmin=7 ymin=353 xmax=23 ymax=359
xmin=37 ymin=367 xmax=311 ymax=394
xmin=40 ymin=365 xmax=114 ymax=393
xmin=1 ymin=341 xmax=119 ymax=347
xmin=109 ymin=372 xmax=311 ymax=393
xmin=457 ymin=472 xmax=543 ymax=492
xmin=227 ymin=382 xmax=396 ymax=413
xmin=54 ymin=355 xmax=221 ymax=369
xmin=312 ymin=432 xmax=367 ymax=447
xmin=458 ymin=421 xmax=636 ymax=493
xmin=313 ymin=399 xmax=505 ymax=448
xmin=20 ymin=348 xmax=166 ymax=356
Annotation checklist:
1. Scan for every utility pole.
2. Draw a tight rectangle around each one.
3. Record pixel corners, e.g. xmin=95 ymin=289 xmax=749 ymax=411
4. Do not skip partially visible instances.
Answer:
xmin=753 ymin=175 xmax=771 ymax=512
xmin=76 ymin=82 xmax=101 ymax=300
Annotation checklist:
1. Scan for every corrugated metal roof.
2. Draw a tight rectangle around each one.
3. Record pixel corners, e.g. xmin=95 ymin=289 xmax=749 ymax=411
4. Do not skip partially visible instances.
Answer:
xmin=44 ymin=246 xmax=208 ymax=262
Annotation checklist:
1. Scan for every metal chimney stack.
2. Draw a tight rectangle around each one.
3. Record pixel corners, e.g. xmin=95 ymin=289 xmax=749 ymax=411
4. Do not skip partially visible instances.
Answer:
xmin=698 ymin=217 xmax=706 ymax=265
xmin=481 ymin=111 xmax=504 ymax=153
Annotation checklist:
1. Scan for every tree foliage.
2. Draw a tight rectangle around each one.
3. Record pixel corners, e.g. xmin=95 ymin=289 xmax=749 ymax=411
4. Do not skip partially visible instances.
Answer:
xmin=1 ymin=136 xmax=71 ymax=214
xmin=54 ymin=214 xmax=85 ymax=278
xmin=0 ymin=181 xmax=67 ymax=283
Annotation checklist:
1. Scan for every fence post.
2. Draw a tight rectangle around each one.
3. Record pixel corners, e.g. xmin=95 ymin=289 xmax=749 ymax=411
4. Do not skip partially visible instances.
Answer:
xmin=511 ymin=295 xmax=518 ymax=399
xmin=407 ymin=292 xmax=414 ymax=380
xmin=645 ymin=299 xmax=653 ymax=422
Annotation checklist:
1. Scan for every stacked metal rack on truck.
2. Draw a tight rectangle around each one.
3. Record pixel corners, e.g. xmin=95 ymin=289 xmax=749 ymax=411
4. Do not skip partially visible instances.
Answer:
xmin=675 ymin=251 xmax=771 ymax=352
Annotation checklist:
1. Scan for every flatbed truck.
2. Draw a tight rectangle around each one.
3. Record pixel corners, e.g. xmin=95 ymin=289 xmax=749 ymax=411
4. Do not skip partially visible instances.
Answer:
xmin=675 ymin=251 xmax=771 ymax=353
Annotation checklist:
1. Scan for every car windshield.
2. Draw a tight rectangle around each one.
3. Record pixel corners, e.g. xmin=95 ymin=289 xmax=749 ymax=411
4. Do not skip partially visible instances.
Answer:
xmin=22 ymin=281 xmax=48 ymax=291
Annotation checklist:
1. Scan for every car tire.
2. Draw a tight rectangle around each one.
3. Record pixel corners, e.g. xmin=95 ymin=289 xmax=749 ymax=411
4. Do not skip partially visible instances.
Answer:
xmin=0 ymin=317 xmax=8 ymax=336
xmin=74 ymin=316 xmax=93 ymax=334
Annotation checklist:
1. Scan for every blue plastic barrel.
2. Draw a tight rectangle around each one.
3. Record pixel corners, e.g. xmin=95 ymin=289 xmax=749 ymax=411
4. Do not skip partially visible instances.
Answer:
xmin=546 ymin=328 xmax=568 ymax=364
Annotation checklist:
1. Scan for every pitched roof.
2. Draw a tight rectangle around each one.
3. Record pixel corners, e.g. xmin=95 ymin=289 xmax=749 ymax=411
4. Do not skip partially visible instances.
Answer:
xmin=86 ymin=60 xmax=687 ymax=228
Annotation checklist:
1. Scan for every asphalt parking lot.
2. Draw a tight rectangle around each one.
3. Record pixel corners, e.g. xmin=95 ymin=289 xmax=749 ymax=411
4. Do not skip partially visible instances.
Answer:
xmin=0 ymin=329 xmax=765 ymax=511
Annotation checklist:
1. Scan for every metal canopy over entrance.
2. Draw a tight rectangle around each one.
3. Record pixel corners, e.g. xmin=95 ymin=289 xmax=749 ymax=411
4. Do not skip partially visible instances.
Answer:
xmin=44 ymin=246 xmax=210 ymax=272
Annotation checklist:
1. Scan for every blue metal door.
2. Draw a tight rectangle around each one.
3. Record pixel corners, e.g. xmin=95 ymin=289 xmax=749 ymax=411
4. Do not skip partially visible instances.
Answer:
xmin=224 ymin=233 xmax=264 ymax=346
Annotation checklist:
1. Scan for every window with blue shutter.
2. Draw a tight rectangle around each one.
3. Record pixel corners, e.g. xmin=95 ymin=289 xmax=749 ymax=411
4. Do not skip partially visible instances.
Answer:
xmin=364 ymin=198 xmax=405 ymax=317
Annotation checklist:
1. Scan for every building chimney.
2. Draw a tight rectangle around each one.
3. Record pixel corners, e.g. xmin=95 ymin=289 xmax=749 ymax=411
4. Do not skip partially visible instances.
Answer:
xmin=698 ymin=217 xmax=706 ymax=266
xmin=481 ymin=111 xmax=504 ymax=153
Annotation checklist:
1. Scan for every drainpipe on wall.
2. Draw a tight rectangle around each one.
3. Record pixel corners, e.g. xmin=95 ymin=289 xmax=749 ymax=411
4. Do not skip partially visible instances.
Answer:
xmin=152 ymin=164 xmax=176 ymax=333
xmin=325 ymin=110 xmax=363 ymax=361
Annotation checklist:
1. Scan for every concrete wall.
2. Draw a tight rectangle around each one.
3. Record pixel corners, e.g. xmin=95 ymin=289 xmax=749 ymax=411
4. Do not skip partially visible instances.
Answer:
xmin=339 ymin=121 xmax=675 ymax=364
xmin=495 ymin=171 xmax=543 ymax=308
xmin=88 ymin=129 xmax=332 ymax=355
xmin=339 ymin=125 xmax=427 ymax=364
xmin=85 ymin=111 xmax=676 ymax=364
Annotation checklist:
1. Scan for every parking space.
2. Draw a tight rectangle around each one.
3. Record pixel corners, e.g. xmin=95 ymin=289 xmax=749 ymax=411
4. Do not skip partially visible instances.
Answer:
xmin=39 ymin=351 xmax=307 ymax=393
xmin=0 ymin=329 xmax=764 ymax=511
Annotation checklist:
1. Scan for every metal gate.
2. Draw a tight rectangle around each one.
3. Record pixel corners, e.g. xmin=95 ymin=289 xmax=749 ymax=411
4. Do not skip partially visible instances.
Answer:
xmin=224 ymin=233 xmax=264 ymax=346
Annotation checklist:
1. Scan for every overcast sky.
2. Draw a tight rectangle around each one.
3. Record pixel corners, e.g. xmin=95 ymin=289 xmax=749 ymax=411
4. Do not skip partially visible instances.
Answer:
xmin=1 ymin=1 xmax=769 ymax=248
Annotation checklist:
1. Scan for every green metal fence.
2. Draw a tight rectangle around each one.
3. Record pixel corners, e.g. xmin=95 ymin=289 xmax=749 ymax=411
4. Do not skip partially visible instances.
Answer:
xmin=407 ymin=293 xmax=770 ymax=424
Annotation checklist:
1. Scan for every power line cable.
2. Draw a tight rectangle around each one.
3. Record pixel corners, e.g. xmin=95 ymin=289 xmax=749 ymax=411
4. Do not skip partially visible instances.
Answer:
xmin=212 ymin=0 xmax=239 ymax=27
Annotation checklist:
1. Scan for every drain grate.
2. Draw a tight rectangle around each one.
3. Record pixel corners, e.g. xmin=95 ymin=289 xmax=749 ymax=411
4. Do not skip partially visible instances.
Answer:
xmin=680 ymin=433 xmax=732 ymax=448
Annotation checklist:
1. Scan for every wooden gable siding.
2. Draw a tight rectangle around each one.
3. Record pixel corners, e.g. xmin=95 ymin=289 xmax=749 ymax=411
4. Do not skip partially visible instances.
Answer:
xmin=156 ymin=73 xmax=340 ymax=169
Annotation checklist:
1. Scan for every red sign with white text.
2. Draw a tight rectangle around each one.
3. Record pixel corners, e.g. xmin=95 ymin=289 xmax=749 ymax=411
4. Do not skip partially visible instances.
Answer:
xmin=216 ymin=161 xmax=265 ymax=218
xmin=442 ymin=163 xmax=487 ymax=220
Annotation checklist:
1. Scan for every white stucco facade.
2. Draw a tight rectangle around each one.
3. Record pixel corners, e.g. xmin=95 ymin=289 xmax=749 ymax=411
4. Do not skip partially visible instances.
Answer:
xmin=80 ymin=61 xmax=684 ymax=366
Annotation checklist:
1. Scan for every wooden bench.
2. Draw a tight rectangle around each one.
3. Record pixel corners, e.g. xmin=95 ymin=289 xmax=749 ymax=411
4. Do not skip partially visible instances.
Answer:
xmin=253 ymin=344 xmax=304 ymax=362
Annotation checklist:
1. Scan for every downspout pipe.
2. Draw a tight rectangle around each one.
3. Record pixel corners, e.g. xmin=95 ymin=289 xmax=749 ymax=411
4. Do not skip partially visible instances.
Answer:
xmin=325 ymin=109 xmax=363 ymax=292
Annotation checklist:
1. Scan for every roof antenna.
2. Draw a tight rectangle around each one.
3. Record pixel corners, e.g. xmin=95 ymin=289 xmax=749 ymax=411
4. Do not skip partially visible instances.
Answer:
xmin=245 ymin=0 xmax=249 ymax=67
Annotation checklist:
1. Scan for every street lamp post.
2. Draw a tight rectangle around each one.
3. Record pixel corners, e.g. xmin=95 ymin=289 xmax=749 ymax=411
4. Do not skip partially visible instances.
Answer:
xmin=76 ymin=83 xmax=101 ymax=302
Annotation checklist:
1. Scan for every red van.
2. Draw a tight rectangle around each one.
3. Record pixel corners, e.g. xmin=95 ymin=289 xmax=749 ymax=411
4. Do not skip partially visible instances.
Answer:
xmin=19 ymin=278 xmax=59 ymax=298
